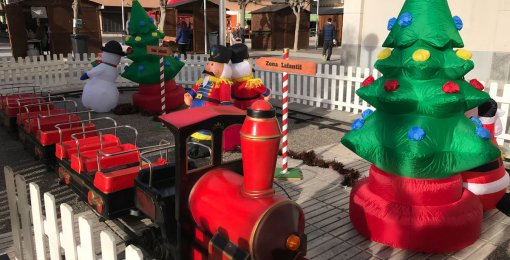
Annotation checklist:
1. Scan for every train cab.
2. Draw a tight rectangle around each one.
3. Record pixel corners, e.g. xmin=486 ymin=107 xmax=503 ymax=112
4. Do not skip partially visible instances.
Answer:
xmin=134 ymin=105 xmax=246 ymax=259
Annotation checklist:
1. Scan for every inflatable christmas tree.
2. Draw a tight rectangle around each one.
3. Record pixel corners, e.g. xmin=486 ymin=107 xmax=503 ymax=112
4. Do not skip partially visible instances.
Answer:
xmin=122 ymin=0 xmax=185 ymax=113
xmin=341 ymin=0 xmax=501 ymax=253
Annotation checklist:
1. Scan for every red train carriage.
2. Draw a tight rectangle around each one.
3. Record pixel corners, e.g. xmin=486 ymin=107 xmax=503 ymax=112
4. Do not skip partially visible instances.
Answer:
xmin=18 ymin=100 xmax=93 ymax=166
xmin=0 ymin=83 xmax=46 ymax=131
xmin=56 ymin=124 xmax=152 ymax=219
xmin=134 ymin=101 xmax=307 ymax=260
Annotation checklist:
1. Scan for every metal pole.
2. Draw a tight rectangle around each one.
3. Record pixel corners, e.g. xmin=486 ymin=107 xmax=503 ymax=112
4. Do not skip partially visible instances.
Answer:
xmin=219 ymin=0 xmax=225 ymax=45
xmin=315 ymin=0 xmax=319 ymax=49
xmin=121 ymin=0 xmax=125 ymax=33
xmin=204 ymin=0 xmax=208 ymax=52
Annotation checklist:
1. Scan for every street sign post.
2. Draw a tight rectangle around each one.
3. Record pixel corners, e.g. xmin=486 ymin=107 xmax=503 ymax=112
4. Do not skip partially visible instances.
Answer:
xmin=262 ymin=51 xmax=317 ymax=181
xmin=147 ymin=45 xmax=172 ymax=114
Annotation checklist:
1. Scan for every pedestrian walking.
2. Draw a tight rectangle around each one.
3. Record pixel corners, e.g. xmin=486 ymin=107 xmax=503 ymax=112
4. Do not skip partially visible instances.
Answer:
xmin=176 ymin=20 xmax=191 ymax=60
xmin=322 ymin=18 xmax=337 ymax=61
xmin=235 ymin=23 xmax=245 ymax=44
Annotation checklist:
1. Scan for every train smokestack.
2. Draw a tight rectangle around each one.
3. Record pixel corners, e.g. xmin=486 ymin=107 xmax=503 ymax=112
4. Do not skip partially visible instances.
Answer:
xmin=240 ymin=100 xmax=281 ymax=198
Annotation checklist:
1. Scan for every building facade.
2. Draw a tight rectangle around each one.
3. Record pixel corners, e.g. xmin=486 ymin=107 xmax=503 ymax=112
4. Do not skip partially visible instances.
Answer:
xmin=342 ymin=0 xmax=510 ymax=82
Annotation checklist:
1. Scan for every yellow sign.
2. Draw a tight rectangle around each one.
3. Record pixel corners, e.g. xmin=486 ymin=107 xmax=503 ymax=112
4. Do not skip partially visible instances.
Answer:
xmin=146 ymin=46 xmax=171 ymax=56
xmin=256 ymin=57 xmax=317 ymax=76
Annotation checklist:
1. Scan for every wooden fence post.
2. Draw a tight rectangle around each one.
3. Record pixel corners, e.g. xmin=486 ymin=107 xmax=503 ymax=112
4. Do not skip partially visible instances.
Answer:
xmin=15 ymin=174 xmax=35 ymax=260
xmin=4 ymin=166 xmax=23 ymax=260
xmin=60 ymin=204 xmax=78 ymax=260
xmin=29 ymin=183 xmax=47 ymax=260
xmin=44 ymin=193 xmax=61 ymax=260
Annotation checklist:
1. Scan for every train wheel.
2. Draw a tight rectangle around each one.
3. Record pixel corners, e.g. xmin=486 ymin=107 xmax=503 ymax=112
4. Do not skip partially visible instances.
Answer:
xmin=64 ymin=172 xmax=71 ymax=185
xmin=57 ymin=167 xmax=66 ymax=184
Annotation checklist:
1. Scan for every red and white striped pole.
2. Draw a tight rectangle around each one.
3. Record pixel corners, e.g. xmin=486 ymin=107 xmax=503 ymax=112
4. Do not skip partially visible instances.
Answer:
xmin=160 ymin=41 xmax=166 ymax=115
xmin=281 ymin=48 xmax=289 ymax=174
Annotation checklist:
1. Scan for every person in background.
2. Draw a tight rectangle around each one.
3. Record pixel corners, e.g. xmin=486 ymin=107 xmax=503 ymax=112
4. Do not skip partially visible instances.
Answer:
xmin=322 ymin=18 xmax=337 ymax=61
xmin=235 ymin=23 xmax=245 ymax=44
xmin=176 ymin=20 xmax=191 ymax=60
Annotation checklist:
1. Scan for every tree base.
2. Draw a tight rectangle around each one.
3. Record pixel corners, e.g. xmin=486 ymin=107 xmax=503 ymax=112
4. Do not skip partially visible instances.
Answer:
xmin=350 ymin=165 xmax=483 ymax=253
xmin=133 ymin=80 xmax=185 ymax=114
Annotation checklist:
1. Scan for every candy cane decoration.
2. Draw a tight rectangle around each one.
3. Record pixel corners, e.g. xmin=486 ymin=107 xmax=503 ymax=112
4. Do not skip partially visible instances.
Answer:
xmin=160 ymin=41 xmax=166 ymax=115
xmin=281 ymin=48 xmax=289 ymax=174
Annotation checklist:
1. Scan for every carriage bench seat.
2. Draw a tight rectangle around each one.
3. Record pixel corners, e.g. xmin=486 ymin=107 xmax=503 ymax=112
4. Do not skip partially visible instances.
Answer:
xmin=23 ymin=114 xmax=81 ymax=134
xmin=94 ymin=160 xmax=166 ymax=193
xmin=17 ymin=108 xmax=65 ymax=125
xmin=2 ymin=95 xmax=46 ymax=117
xmin=37 ymin=123 xmax=97 ymax=146
xmin=70 ymin=144 xmax=140 ymax=173
xmin=56 ymin=134 xmax=120 ymax=160
xmin=1 ymin=94 xmax=39 ymax=108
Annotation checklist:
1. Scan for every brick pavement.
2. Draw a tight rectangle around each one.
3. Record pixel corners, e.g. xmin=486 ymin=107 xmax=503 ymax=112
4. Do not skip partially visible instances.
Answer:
xmin=273 ymin=147 xmax=510 ymax=260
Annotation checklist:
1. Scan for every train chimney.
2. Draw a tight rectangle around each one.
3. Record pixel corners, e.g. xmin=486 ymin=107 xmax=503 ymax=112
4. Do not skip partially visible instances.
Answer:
xmin=240 ymin=100 xmax=281 ymax=198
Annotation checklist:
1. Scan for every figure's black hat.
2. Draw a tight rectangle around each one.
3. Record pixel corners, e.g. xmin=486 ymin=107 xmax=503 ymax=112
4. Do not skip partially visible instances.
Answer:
xmin=101 ymin=40 xmax=126 ymax=56
xmin=478 ymin=99 xmax=498 ymax=117
xmin=230 ymin=43 xmax=249 ymax=64
xmin=209 ymin=45 xmax=232 ymax=63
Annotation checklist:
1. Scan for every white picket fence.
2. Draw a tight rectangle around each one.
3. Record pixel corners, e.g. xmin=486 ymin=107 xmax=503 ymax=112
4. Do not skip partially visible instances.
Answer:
xmin=0 ymin=53 xmax=509 ymax=147
xmin=4 ymin=166 xmax=144 ymax=260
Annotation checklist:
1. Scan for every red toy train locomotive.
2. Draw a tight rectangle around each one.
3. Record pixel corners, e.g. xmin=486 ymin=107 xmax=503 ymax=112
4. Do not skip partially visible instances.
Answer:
xmin=0 ymin=83 xmax=307 ymax=260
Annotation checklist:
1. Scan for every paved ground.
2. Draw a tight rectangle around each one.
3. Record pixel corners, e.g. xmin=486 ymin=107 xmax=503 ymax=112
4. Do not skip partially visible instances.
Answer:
xmin=1 ymin=91 xmax=510 ymax=259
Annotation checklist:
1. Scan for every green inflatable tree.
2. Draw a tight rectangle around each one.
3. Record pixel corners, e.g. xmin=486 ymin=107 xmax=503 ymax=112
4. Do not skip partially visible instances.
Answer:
xmin=341 ymin=0 xmax=500 ymax=179
xmin=122 ymin=0 xmax=183 ymax=84
xmin=122 ymin=0 xmax=185 ymax=114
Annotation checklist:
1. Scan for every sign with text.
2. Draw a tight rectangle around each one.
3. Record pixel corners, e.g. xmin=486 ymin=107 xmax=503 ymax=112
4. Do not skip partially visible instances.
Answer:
xmin=147 ymin=46 xmax=171 ymax=56
xmin=256 ymin=57 xmax=317 ymax=76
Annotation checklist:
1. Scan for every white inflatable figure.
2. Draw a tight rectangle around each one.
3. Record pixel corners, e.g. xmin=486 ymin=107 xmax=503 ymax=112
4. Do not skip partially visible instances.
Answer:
xmin=81 ymin=41 xmax=126 ymax=112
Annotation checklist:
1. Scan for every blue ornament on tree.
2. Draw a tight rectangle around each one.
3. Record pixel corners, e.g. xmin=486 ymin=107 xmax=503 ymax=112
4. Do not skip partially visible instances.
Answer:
xmin=361 ymin=109 xmax=374 ymax=119
xmin=387 ymin=17 xmax=397 ymax=30
xmin=470 ymin=116 xmax=482 ymax=127
xmin=476 ymin=127 xmax=491 ymax=140
xmin=149 ymin=18 xmax=155 ymax=23
xmin=138 ymin=65 xmax=145 ymax=71
xmin=408 ymin=127 xmax=425 ymax=141
xmin=352 ymin=119 xmax=365 ymax=130
xmin=139 ymin=21 xmax=145 ymax=26
xmin=453 ymin=16 xmax=463 ymax=30
xmin=164 ymin=61 xmax=171 ymax=66
xmin=398 ymin=13 xmax=413 ymax=28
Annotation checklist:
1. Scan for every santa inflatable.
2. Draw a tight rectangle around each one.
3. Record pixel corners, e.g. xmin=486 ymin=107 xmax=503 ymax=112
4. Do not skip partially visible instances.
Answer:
xmin=81 ymin=41 xmax=125 ymax=112
xmin=462 ymin=98 xmax=510 ymax=213
xmin=230 ymin=43 xmax=271 ymax=110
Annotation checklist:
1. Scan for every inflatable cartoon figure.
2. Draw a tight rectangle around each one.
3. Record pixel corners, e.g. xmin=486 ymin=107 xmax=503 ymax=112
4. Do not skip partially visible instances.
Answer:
xmin=81 ymin=41 xmax=125 ymax=112
xmin=184 ymin=45 xmax=233 ymax=157
xmin=229 ymin=43 xmax=271 ymax=110
xmin=463 ymin=98 xmax=510 ymax=213
xmin=341 ymin=0 xmax=501 ymax=252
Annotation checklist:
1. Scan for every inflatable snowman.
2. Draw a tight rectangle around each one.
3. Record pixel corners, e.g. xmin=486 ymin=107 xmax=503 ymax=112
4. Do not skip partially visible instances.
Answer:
xmin=81 ymin=41 xmax=126 ymax=112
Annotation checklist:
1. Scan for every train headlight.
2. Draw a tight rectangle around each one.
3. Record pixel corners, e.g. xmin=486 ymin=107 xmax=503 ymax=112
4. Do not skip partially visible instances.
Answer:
xmin=286 ymin=234 xmax=301 ymax=251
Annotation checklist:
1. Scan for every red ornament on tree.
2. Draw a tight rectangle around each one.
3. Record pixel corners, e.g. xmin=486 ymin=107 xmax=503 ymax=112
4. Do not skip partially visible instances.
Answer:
xmin=442 ymin=81 xmax=460 ymax=93
xmin=469 ymin=79 xmax=484 ymax=91
xmin=362 ymin=76 xmax=375 ymax=87
xmin=384 ymin=80 xmax=400 ymax=92
xmin=126 ymin=47 xmax=133 ymax=55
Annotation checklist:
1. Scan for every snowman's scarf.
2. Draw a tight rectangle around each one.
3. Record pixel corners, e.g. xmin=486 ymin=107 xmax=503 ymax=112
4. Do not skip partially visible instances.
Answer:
xmin=91 ymin=59 xmax=117 ymax=68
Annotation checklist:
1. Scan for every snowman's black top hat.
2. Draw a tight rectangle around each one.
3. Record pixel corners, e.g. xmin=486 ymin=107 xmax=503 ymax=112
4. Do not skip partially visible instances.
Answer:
xmin=209 ymin=45 xmax=232 ymax=63
xmin=101 ymin=40 xmax=126 ymax=56
xmin=230 ymin=43 xmax=249 ymax=64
